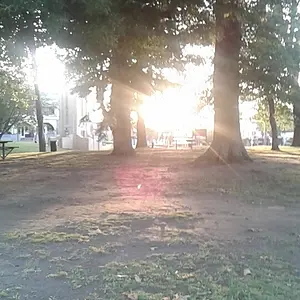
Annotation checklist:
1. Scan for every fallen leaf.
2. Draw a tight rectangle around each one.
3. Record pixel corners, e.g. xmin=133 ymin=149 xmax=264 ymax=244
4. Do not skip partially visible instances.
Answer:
xmin=87 ymin=228 xmax=102 ymax=236
xmin=247 ymin=228 xmax=261 ymax=233
xmin=123 ymin=292 xmax=138 ymax=300
xmin=117 ymin=274 xmax=129 ymax=278
xmin=243 ymin=268 xmax=251 ymax=276
xmin=173 ymin=294 xmax=190 ymax=300
xmin=134 ymin=274 xmax=142 ymax=283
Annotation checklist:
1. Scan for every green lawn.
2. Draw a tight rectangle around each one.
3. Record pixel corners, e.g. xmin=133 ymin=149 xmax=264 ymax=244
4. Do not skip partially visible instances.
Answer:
xmin=8 ymin=141 xmax=39 ymax=153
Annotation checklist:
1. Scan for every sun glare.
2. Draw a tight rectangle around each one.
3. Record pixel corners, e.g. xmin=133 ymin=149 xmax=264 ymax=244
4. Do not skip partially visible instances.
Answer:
xmin=139 ymin=47 xmax=215 ymax=134
xmin=141 ymin=88 xmax=203 ymax=133
xmin=36 ymin=46 xmax=65 ymax=93
xmin=32 ymin=45 xmax=216 ymax=134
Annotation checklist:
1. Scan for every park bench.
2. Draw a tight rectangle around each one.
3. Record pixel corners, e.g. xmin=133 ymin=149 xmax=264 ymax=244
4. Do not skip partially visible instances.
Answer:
xmin=186 ymin=138 xmax=196 ymax=149
xmin=0 ymin=141 xmax=19 ymax=160
xmin=173 ymin=137 xmax=196 ymax=150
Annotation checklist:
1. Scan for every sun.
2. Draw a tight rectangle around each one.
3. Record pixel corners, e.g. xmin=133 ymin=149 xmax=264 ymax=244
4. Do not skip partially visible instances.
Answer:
xmin=140 ymin=88 xmax=198 ymax=133
xmin=139 ymin=47 xmax=215 ymax=134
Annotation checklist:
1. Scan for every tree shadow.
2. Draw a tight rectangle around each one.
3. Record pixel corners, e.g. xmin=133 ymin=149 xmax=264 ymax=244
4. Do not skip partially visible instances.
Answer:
xmin=1 ymin=148 xmax=300 ymax=235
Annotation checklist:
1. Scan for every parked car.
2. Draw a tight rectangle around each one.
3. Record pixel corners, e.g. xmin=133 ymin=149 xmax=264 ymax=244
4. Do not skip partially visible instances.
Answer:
xmin=285 ymin=137 xmax=293 ymax=146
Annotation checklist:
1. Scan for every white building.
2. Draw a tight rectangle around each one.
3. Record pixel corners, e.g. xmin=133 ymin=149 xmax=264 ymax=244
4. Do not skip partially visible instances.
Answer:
xmin=1 ymin=100 xmax=59 ymax=142
xmin=43 ymin=104 xmax=59 ymax=136
xmin=59 ymin=87 xmax=112 ymax=151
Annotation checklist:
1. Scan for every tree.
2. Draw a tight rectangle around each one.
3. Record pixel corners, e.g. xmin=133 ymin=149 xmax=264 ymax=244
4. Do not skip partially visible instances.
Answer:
xmin=53 ymin=0 xmax=211 ymax=155
xmin=197 ymin=0 xmax=250 ymax=163
xmin=265 ymin=1 xmax=300 ymax=150
xmin=136 ymin=114 xmax=147 ymax=148
xmin=267 ymin=97 xmax=280 ymax=150
xmin=285 ymin=0 xmax=300 ymax=146
xmin=239 ymin=1 xmax=300 ymax=151
xmin=0 ymin=69 xmax=33 ymax=139
xmin=292 ymin=103 xmax=300 ymax=146
xmin=133 ymin=93 xmax=148 ymax=148
xmin=254 ymin=100 xmax=293 ymax=134
xmin=0 ymin=0 xmax=63 ymax=152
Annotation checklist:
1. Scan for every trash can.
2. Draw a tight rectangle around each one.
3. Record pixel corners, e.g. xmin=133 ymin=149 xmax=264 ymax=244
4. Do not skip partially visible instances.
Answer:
xmin=49 ymin=137 xmax=57 ymax=152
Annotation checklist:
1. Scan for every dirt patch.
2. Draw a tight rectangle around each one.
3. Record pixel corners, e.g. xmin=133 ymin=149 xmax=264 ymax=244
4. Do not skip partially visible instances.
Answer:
xmin=0 ymin=148 xmax=300 ymax=299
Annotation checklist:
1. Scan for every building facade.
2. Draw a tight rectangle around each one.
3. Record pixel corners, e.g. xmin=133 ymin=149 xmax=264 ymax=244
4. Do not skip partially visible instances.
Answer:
xmin=59 ymin=88 xmax=112 ymax=151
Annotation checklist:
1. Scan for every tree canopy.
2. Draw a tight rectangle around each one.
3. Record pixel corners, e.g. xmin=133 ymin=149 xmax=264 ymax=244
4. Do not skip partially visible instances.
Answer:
xmin=0 ymin=69 xmax=33 ymax=138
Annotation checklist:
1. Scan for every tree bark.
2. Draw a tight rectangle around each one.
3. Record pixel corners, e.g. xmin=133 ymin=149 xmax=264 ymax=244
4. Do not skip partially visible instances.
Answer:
xmin=288 ymin=1 xmax=300 ymax=147
xmin=110 ymin=82 xmax=134 ymax=155
xmin=136 ymin=112 xmax=147 ymax=148
xmin=197 ymin=0 xmax=250 ymax=164
xmin=109 ymin=44 xmax=135 ymax=155
xmin=292 ymin=103 xmax=300 ymax=147
xmin=28 ymin=30 xmax=46 ymax=152
xmin=34 ymin=81 xmax=46 ymax=152
xmin=268 ymin=97 xmax=280 ymax=151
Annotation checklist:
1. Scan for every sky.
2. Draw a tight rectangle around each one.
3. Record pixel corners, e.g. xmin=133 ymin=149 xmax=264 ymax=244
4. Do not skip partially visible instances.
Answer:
xmin=35 ymin=46 xmax=65 ymax=94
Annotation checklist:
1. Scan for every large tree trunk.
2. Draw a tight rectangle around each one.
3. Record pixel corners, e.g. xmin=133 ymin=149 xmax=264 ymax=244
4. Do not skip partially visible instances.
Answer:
xmin=110 ymin=82 xmax=134 ymax=155
xmin=109 ymin=45 xmax=135 ymax=155
xmin=136 ymin=112 xmax=147 ymax=148
xmin=292 ymin=103 xmax=300 ymax=147
xmin=268 ymin=97 xmax=280 ymax=151
xmin=197 ymin=0 xmax=250 ymax=164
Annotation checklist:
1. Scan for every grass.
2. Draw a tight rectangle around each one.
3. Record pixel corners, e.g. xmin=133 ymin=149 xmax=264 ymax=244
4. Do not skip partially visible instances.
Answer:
xmin=3 ymin=145 xmax=299 ymax=207
xmin=0 ymin=287 xmax=21 ymax=300
xmin=101 ymin=250 xmax=300 ymax=300
xmin=247 ymin=145 xmax=300 ymax=155
xmin=2 ymin=145 xmax=298 ymax=208
xmin=6 ymin=141 xmax=39 ymax=153
xmin=2 ymin=211 xmax=300 ymax=299
xmin=47 ymin=271 xmax=69 ymax=279
xmin=1 ymin=147 xmax=300 ymax=299
xmin=4 ymin=231 xmax=89 ymax=243
xmin=89 ymin=242 xmax=123 ymax=254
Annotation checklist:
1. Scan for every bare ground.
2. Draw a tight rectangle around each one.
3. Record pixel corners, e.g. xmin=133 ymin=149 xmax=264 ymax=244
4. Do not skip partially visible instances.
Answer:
xmin=0 ymin=147 xmax=300 ymax=300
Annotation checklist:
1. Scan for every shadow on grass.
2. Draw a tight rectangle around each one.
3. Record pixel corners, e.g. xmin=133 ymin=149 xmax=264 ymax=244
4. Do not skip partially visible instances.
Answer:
xmin=1 ymin=212 xmax=300 ymax=300
xmin=1 ymin=147 xmax=300 ymax=234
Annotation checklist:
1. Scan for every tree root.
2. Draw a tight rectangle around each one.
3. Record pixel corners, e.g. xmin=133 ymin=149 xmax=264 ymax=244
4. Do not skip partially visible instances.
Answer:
xmin=195 ymin=143 xmax=252 ymax=165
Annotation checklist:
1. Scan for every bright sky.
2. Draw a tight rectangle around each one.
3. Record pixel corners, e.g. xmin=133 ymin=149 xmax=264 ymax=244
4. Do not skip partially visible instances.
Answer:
xmin=34 ymin=46 xmax=65 ymax=94
xmin=34 ymin=45 xmax=256 ymax=133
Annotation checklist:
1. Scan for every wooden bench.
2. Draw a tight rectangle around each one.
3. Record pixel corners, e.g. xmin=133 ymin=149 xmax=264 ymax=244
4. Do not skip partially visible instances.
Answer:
xmin=1 ymin=146 xmax=19 ymax=160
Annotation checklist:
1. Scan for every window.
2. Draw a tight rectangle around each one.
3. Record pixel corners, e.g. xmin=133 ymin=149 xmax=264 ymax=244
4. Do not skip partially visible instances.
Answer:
xmin=43 ymin=106 xmax=55 ymax=116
